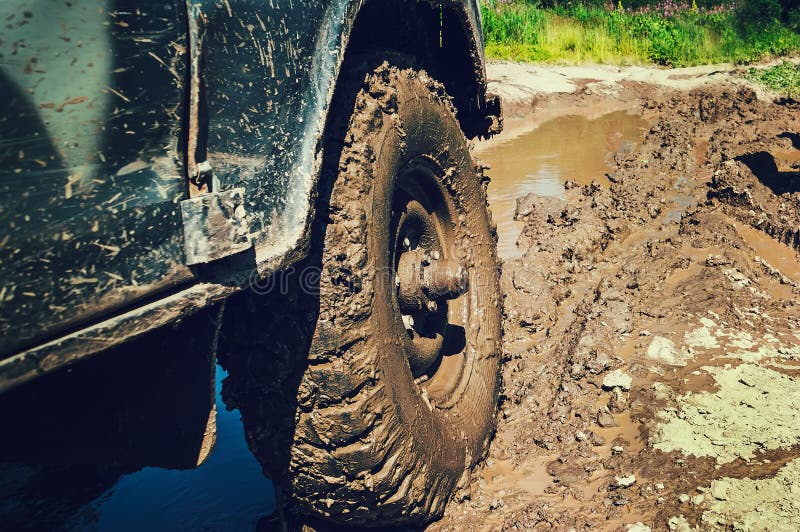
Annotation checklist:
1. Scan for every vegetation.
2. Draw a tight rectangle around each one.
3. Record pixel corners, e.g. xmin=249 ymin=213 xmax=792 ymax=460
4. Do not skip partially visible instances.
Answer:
xmin=746 ymin=60 xmax=800 ymax=95
xmin=482 ymin=0 xmax=800 ymax=66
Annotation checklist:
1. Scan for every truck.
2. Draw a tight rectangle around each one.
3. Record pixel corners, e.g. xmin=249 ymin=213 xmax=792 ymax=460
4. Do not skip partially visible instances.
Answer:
xmin=0 ymin=0 xmax=502 ymax=526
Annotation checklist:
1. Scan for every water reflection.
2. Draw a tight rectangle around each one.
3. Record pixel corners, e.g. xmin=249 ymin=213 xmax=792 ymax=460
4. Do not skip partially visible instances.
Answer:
xmin=90 ymin=368 xmax=275 ymax=531
xmin=0 ymin=309 xmax=275 ymax=531
xmin=479 ymin=111 xmax=649 ymax=259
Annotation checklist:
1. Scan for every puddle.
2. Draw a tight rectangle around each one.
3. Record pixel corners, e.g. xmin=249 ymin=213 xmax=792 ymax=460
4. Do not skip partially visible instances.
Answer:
xmin=733 ymin=221 xmax=800 ymax=284
xmin=478 ymin=111 xmax=649 ymax=259
xmin=0 ymin=349 xmax=275 ymax=530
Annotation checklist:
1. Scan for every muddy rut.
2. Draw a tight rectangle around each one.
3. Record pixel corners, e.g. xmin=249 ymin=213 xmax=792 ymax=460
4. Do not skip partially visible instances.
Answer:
xmin=432 ymin=74 xmax=800 ymax=530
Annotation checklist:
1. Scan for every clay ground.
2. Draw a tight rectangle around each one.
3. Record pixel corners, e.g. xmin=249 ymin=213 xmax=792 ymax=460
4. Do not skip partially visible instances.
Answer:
xmin=432 ymin=61 xmax=800 ymax=531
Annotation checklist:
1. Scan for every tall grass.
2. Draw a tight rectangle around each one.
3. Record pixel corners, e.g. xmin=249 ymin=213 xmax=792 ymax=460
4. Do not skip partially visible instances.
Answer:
xmin=482 ymin=1 xmax=800 ymax=66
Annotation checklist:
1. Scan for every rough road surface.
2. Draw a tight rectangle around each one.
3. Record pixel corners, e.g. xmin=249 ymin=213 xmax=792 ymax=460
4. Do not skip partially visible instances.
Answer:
xmin=432 ymin=62 xmax=800 ymax=530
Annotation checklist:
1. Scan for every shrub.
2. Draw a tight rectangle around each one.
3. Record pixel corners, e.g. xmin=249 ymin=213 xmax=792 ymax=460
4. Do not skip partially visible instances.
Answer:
xmin=738 ymin=0 xmax=782 ymax=34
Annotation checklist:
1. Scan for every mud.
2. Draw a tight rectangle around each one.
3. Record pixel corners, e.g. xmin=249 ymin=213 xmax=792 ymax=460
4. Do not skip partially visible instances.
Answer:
xmin=432 ymin=64 xmax=800 ymax=530
xmin=478 ymin=111 xmax=648 ymax=259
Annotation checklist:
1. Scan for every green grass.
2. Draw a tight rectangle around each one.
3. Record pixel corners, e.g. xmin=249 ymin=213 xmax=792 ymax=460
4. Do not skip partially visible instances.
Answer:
xmin=482 ymin=1 xmax=800 ymax=66
xmin=746 ymin=61 xmax=800 ymax=96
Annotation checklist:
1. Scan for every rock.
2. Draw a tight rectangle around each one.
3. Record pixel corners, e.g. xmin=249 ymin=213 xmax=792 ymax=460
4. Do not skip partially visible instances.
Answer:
xmin=615 ymin=475 xmax=637 ymax=488
xmin=586 ymin=349 xmax=612 ymax=375
xmin=608 ymin=387 xmax=629 ymax=413
xmin=668 ymin=515 xmax=693 ymax=531
xmin=612 ymin=494 xmax=630 ymax=506
xmin=489 ymin=498 xmax=504 ymax=510
xmin=691 ymin=494 xmax=704 ymax=505
xmin=569 ymin=362 xmax=586 ymax=379
xmin=602 ymin=369 xmax=633 ymax=391
xmin=706 ymin=254 xmax=730 ymax=267
xmin=646 ymin=336 xmax=692 ymax=366
xmin=612 ymin=445 xmax=625 ymax=455
xmin=575 ymin=431 xmax=589 ymax=442
xmin=678 ymin=493 xmax=691 ymax=504
xmin=597 ymin=411 xmax=618 ymax=428
xmin=723 ymin=267 xmax=750 ymax=289
xmin=626 ymin=523 xmax=652 ymax=532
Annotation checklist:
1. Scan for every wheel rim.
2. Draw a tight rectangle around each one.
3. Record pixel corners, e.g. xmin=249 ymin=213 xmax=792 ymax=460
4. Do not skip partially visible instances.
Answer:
xmin=390 ymin=159 xmax=471 ymax=403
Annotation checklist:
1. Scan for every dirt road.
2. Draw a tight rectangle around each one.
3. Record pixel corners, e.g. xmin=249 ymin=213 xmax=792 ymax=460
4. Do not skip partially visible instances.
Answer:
xmin=433 ymin=62 xmax=800 ymax=530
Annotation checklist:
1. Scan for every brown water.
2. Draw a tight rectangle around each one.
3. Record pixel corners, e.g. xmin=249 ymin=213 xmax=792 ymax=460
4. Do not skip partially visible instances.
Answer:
xmin=734 ymin=221 xmax=800 ymax=284
xmin=479 ymin=112 xmax=649 ymax=259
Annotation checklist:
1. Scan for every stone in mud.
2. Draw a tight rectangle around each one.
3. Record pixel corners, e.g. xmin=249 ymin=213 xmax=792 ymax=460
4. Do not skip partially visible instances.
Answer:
xmin=597 ymin=410 xmax=617 ymax=428
xmin=667 ymin=515 xmax=693 ymax=531
xmin=646 ymin=336 xmax=692 ymax=366
xmin=547 ymin=460 xmax=589 ymax=487
xmin=514 ymin=193 xmax=566 ymax=224
xmin=602 ymin=369 xmax=632 ymax=391
xmin=608 ymin=387 xmax=629 ymax=413
xmin=684 ymin=324 xmax=719 ymax=350
xmin=489 ymin=498 xmax=505 ymax=511
xmin=614 ymin=474 xmax=636 ymax=488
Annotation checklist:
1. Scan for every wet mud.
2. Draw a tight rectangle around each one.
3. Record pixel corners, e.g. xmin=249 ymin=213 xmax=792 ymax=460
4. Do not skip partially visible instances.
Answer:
xmin=434 ymin=72 xmax=800 ymax=530
xmin=480 ymin=111 xmax=648 ymax=259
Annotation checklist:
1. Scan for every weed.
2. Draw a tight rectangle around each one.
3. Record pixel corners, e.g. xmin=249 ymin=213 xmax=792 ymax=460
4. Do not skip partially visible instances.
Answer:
xmin=746 ymin=60 xmax=800 ymax=95
xmin=482 ymin=0 xmax=800 ymax=65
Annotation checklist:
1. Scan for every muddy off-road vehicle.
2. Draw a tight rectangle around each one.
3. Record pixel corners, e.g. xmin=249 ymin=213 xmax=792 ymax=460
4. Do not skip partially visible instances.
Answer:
xmin=0 ymin=0 xmax=503 ymax=526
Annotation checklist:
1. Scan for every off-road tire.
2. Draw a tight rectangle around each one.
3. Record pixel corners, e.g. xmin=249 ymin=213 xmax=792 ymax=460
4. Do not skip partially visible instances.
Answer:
xmin=222 ymin=60 xmax=501 ymax=527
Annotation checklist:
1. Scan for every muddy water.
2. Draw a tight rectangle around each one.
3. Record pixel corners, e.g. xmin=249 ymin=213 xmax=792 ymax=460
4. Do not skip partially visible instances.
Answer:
xmin=479 ymin=112 xmax=649 ymax=259
xmin=734 ymin=221 xmax=800 ymax=284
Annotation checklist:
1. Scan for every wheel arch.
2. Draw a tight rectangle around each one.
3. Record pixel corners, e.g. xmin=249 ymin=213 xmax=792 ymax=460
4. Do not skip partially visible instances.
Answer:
xmin=341 ymin=0 xmax=500 ymax=139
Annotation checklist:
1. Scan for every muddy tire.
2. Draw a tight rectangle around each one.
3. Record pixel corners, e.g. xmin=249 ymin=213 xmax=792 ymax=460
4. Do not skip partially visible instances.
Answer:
xmin=222 ymin=61 xmax=501 ymax=527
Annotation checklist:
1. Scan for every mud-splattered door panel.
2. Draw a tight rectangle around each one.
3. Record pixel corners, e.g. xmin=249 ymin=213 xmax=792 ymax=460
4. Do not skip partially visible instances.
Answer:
xmin=0 ymin=1 xmax=192 ymax=356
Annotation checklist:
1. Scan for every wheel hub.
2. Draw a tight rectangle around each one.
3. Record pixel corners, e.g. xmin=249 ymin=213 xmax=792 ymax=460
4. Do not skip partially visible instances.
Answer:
xmin=391 ymin=180 xmax=470 ymax=379
xmin=396 ymin=249 xmax=469 ymax=314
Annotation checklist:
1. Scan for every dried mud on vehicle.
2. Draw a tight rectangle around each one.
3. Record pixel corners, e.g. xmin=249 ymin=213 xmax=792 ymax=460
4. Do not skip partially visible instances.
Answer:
xmin=432 ymin=66 xmax=800 ymax=530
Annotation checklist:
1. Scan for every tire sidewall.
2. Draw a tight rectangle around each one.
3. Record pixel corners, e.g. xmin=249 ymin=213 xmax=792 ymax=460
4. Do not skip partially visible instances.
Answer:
xmin=365 ymin=71 xmax=501 ymax=475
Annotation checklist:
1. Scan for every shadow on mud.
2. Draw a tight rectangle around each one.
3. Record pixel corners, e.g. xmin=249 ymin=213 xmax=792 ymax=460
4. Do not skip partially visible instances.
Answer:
xmin=736 ymin=150 xmax=800 ymax=195
xmin=777 ymin=131 xmax=800 ymax=150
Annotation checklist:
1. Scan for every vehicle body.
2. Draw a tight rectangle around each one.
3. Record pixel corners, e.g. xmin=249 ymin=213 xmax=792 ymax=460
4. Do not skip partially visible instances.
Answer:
xmin=0 ymin=0 xmax=499 ymax=391
xmin=1 ymin=0 xmax=503 ymax=525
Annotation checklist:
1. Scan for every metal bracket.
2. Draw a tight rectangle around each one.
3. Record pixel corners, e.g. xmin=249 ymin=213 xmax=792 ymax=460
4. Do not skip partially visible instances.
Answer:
xmin=181 ymin=187 xmax=252 ymax=265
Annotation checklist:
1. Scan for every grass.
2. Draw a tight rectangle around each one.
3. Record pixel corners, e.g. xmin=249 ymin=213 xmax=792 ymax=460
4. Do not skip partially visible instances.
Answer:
xmin=482 ymin=1 xmax=800 ymax=66
xmin=746 ymin=61 xmax=800 ymax=96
